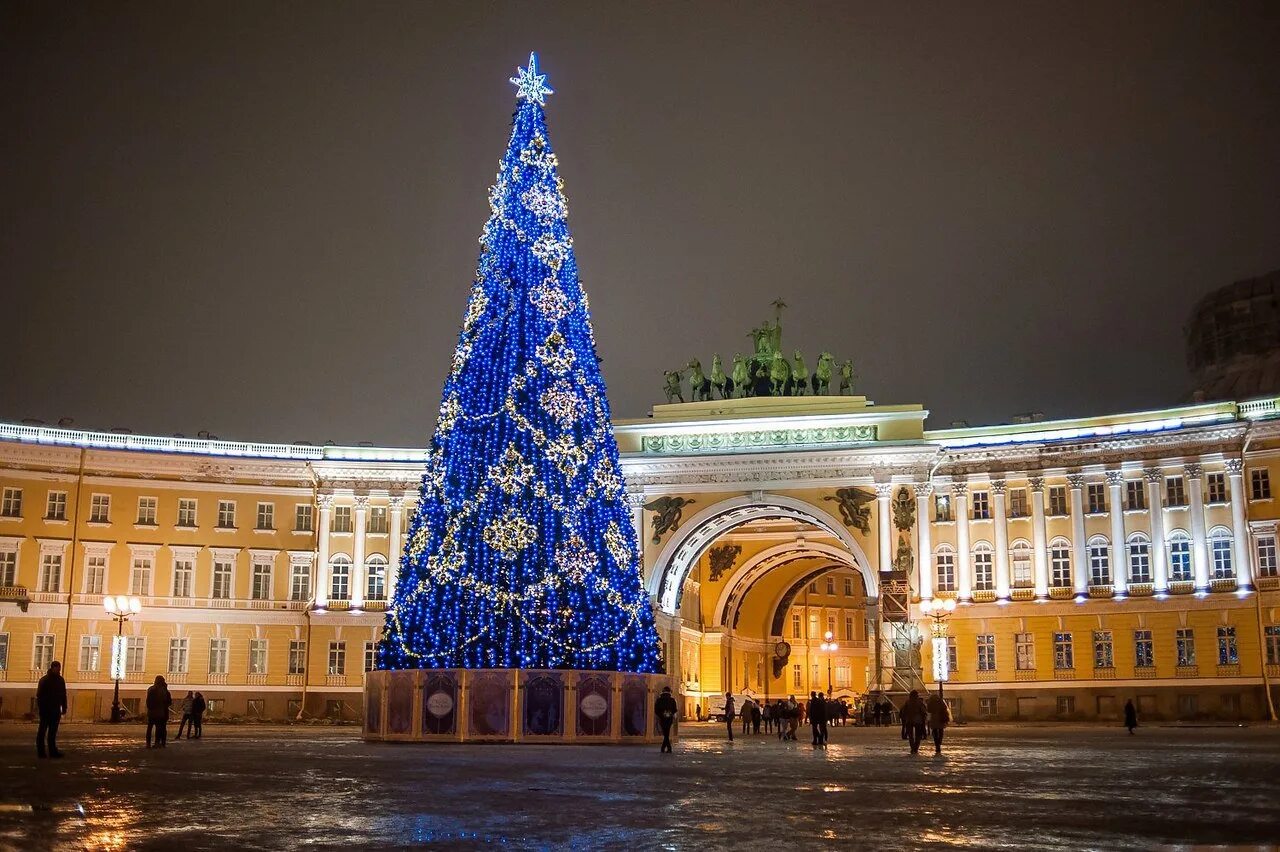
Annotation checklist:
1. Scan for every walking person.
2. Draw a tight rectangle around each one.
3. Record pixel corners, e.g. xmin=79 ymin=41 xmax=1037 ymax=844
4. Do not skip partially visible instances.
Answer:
xmin=175 ymin=691 xmax=195 ymax=740
xmin=752 ymin=701 xmax=762 ymax=735
xmin=655 ymin=686 xmax=678 ymax=753
xmin=785 ymin=695 xmax=799 ymax=741
xmin=35 ymin=661 xmax=67 ymax=759
xmin=741 ymin=698 xmax=752 ymax=735
xmin=926 ymin=691 xmax=951 ymax=754
xmin=192 ymin=692 xmax=206 ymax=739
xmin=762 ymin=701 xmax=772 ymax=734
xmin=145 ymin=675 xmax=173 ymax=748
xmin=900 ymin=690 xmax=927 ymax=755
xmin=723 ymin=693 xmax=735 ymax=742
xmin=1124 ymin=698 xmax=1138 ymax=735
xmin=776 ymin=700 xmax=788 ymax=740
xmin=809 ymin=692 xmax=828 ymax=748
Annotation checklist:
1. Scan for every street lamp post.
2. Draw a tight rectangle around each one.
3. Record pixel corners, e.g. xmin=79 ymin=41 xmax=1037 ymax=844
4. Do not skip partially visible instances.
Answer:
xmin=104 ymin=595 xmax=142 ymax=723
xmin=919 ymin=597 xmax=956 ymax=701
xmin=820 ymin=631 xmax=838 ymax=696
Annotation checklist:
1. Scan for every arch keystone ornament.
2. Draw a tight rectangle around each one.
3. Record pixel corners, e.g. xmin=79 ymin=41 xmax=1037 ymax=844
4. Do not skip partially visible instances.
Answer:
xmin=365 ymin=54 xmax=669 ymax=744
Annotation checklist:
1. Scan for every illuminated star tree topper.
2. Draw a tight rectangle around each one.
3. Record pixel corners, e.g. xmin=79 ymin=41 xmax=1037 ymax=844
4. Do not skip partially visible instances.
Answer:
xmin=509 ymin=51 xmax=554 ymax=106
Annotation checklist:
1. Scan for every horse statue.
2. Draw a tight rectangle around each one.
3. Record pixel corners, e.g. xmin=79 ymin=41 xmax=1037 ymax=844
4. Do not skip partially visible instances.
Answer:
xmin=813 ymin=352 xmax=834 ymax=395
xmin=687 ymin=358 xmax=712 ymax=402
xmin=731 ymin=353 xmax=750 ymax=398
xmin=839 ymin=359 xmax=855 ymax=395
xmin=710 ymin=354 xmax=728 ymax=400
xmin=769 ymin=350 xmax=791 ymax=396
xmin=791 ymin=350 xmax=809 ymax=396
xmin=663 ymin=370 xmax=684 ymax=403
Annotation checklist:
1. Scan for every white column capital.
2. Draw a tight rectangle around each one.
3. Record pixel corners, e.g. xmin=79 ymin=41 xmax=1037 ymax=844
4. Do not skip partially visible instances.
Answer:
xmin=1224 ymin=458 xmax=1244 ymax=476
xmin=1066 ymin=473 xmax=1086 ymax=490
xmin=1104 ymin=470 xmax=1125 ymax=487
xmin=990 ymin=478 xmax=1008 ymax=496
xmin=951 ymin=481 xmax=969 ymax=498
xmin=1183 ymin=462 xmax=1203 ymax=479
xmin=1028 ymin=475 xmax=1046 ymax=493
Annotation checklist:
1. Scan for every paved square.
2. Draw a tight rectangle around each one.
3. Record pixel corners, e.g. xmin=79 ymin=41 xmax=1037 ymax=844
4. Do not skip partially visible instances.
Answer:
xmin=1 ymin=722 xmax=1276 ymax=849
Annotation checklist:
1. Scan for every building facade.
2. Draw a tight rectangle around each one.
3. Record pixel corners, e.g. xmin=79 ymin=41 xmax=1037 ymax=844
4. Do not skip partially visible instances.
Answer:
xmin=1 ymin=391 xmax=1278 ymax=722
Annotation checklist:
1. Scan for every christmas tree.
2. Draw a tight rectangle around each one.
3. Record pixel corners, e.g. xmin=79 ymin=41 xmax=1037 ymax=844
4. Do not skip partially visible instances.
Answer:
xmin=379 ymin=54 xmax=663 ymax=674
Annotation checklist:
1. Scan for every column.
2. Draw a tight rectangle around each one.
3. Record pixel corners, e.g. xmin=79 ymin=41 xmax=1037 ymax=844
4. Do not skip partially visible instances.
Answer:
xmin=915 ymin=483 xmax=933 ymax=601
xmin=1144 ymin=468 xmax=1169 ymax=594
xmin=1225 ymin=459 xmax=1254 ymax=589
xmin=314 ymin=493 xmax=333 ymax=606
xmin=1029 ymin=476 xmax=1049 ymax=600
xmin=953 ymin=482 xmax=972 ymax=602
xmin=1105 ymin=471 xmax=1128 ymax=596
xmin=351 ymin=495 xmax=369 ymax=608
xmin=875 ymin=483 xmax=893 ymax=573
xmin=991 ymin=479 xmax=1011 ymax=601
xmin=1067 ymin=474 xmax=1089 ymax=597
xmin=1185 ymin=463 xmax=1210 ymax=592
xmin=387 ymin=495 xmax=405 ymax=600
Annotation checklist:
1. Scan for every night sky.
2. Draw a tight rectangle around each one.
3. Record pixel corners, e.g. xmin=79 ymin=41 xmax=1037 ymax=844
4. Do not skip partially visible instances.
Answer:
xmin=4 ymin=2 xmax=1279 ymax=446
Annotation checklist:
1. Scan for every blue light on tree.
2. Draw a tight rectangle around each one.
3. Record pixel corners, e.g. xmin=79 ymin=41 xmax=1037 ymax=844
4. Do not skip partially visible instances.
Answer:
xmin=378 ymin=53 xmax=663 ymax=674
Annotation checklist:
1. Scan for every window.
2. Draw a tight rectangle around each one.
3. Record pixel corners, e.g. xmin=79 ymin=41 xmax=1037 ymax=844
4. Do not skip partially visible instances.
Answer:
xmin=168 ymin=638 xmax=189 ymax=674
xmin=256 ymin=502 xmax=274 ymax=530
xmin=217 ymin=500 xmax=236 ymax=529
xmin=1257 ymin=535 xmax=1278 ymax=578
xmin=1252 ymin=468 xmax=1272 ymax=500
xmin=332 ymin=506 xmax=353 ymax=534
xmin=45 ymin=491 xmax=67 ymax=521
xmin=791 ymin=613 xmax=801 ymax=639
xmin=79 ymin=635 xmax=101 ymax=672
xmin=1011 ymin=541 xmax=1032 ymax=588
xmin=935 ymin=547 xmax=955 ymax=592
xmin=946 ymin=637 xmax=957 ymax=675
xmin=1093 ymin=631 xmax=1113 ymax=669
xmin=1175 ymin=628 xmax=1196 ymax=667
xmin=825 ymin=576 xmax=835 ymax=595
xmin=1053 ymin=633 xmax=1074 ymax=670
xmin=209 ymin=638 xmax=229 ymax=674
xmin=288 ymin=640 xmax=307 ymax=675
xmin=844 ymin=616 xmax=854 ymax=641
xmin=249 ymin=639 xmax=268 ymax=674
xmin=126 ymin=636 xmax=146 ymax=672
xmin=1210 ymin=529 xmax=1234 ymax=579
xmin=810 ymin=663 xmax=819 ymax=685
xmin=1217 ymin=626 xmax=1238 ymax=665
xmin=82 ymin=555 xmax=105 ymax=594
xmin=366 ymin=556 xmax=387 ymax=601
xmin=130 ymin=556 xmax=152 ymax=596
xmin=212 ymin=559 xmax=233 ymax=599
xmin=294 ymin=504 xmax=313 ymax=532
xmin=290 ymin=562 xmax=311 ymax=601
xmin=330 ymin=556 xmax=351 ymax=601
xmin=1134 ymin=630 xmax=1154 ymax=668
xmin=33 ymin=634 xmax=55 ymax=671
xmin=826 ymin=615 xmax=836 ymax=637
xmin=0 ymin=633 xmax=8 ymax=671
xmin=935 ymin=493 xmax=952 ymax=522
xmin=973 ymin=544 xmax=994 ymax=591
xmin=364 ymin=641 xmax=377 ymax=672
xmin=977 ymin=634 xmax=996 ymax=671
xmin=1128 ymin=535 xmax=1152 ymax=584
xmin=971 ymin=491 xmax=990 ymax=520
xmin=1166 ymin=477 xmax=1186 ymax=507
xmin=0 ymin=488 xmax=22 ymax=518
xmin=89 ymin=494 xmax=110 ymax=523
xmin=808 ymin=612 xmax=819 ymax=638
xmin=173 ymin=559 xmax=193 ymax=597
xmin=251 ymin=561 xmax=272 ymax=600
xmin=1050 ymin=542 xmax=1071 ymax=588
xmin=178 ymin=498 xmax=197 ymax=527
xmin=978 ymin=697 xmax=998 ymax=718
xmin=1165 ymin=532 xmax=1191 ymax=582
xmin=1088 ymin=537 xmax=1111 ymax=585
xmin=843 ymin=578 xmax=853 ymax=597
xmin=1087 ymin=483 xmax=1107 ymax=514
xmin=1056 ymin=696 xmax=1076 ymax=716
xmin=136 ymin=497 xmax=157 ymax=525
xmin=328 ymin=641 xmax=346 ymax=675
xmin=1126 ymin=480 xmax=1146 ymax=511
xmin=1048 ymin=486 xmax=1067 ymax=516
xmin=835 ymin=664 xmax=851 ymax=687
xmin=1015 ymin=633 xmax=1035 ymax=671
xmin=1207 ymin=472 xmax=1227 ymax=504
xmin=1265 ymin=626 xmax=1280 ymax=666
xmin=0 ymin=550 xmax=16 ymax=587
xmin=247 ymin=699 xmax=265 ymax=719
xmin=38 ymin=552 xmax=62 ymax=593
xmin=792 ymin=663 xmax=801 ymax=688
xmin=368 ymin=507 xmax=388 ymax=534
xmin=808 ymin=582 xmax=817 ymax=594
xmin=1009 ymin=489 xmax=1028 ymax=518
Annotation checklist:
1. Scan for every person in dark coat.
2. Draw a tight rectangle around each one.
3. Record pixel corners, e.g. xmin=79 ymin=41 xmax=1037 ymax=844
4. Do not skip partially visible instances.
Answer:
xmin=655 ymin=686 xmax=678 ymax=753
xmin=192 ymin=692 xmax=207 ymax=738
xmin=145 ymin=675 xmax=173 ymax=748
xmin=36 ymin=661 xmax=67 ymax=758
xmin=1124 ymin=699 xmax=1138 ymax=735
xmin=722 ymin=693 xmax=735 ymax=742
xmin=808 ymin=692 xmax=828 ymax=747
xmin=751 ymin=701 xmax=762 ymax=735
xmin=175 ymin=691 xmax=195 ymax=740
xmin=900 ymin=690 xmax=928 ymax=754
xmin=926 ymin=691 xmax=951 ymax=754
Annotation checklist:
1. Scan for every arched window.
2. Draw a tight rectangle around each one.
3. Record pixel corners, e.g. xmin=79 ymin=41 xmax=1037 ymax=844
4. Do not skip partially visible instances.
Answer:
xmin=1127 ymin=533 xmax=1151 ymax=584
xmin=1087 ymin=535 xmax=1111 ymax=586
xmin=935 ymin=545 xmax=956 ymax=593
xmin=1209 ymin=527 xmax=1234 ymax=579
xmin=366 ymin=555 xmax=387 ymax=601
xmin=1167 ymin=530 xmax=1193 ymax=583
xmin=1010 ymin=540 xmax=1033 ymax=588
xmin=973 ymin=542 xmax=994 ymax=591
xmin=1049 ymin=537 xmax=1071 ymax=588
xmin=330 ymin=555 xmax=352 ymax=601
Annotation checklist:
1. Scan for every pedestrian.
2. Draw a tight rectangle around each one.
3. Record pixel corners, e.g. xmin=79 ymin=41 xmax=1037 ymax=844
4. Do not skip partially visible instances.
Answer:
xmin=655 ymin=686 xmax=678 ymax=753
xmin=1124 ymin=698 xmax=1138 ymax=735
xmin=723 ymin=692 xmax=735 ymax=742
xmin=192 ymin=692 xmax=206 ymax=739
xmin=809 ymin=691 xmax=829 ymax=747
xmin=785 ymin=695 xmax=799 ymax=741
xmin=695 ymin=704 xmax=702 ymax=722
xmin=926 ymin=691 xmax=951 ymax=754
xmin=35 ymin=660 xmax=67 ymax=759
xmin=776 ymin=700 xmax=788 ymax=740
xmin=900 ymin=690 xmax=927 ymax=754
xmin=176 ymin=691 xmax=195 ymax=740
xmin=741 ymin=697 xmax=752 ymax=735
xmin=145 ymin=675 xmax=173 ymax=748
xmin=762 ymin=701 xmax=772 ymax=734
xmin=752 ymin=701 xmax=762 ymax=735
